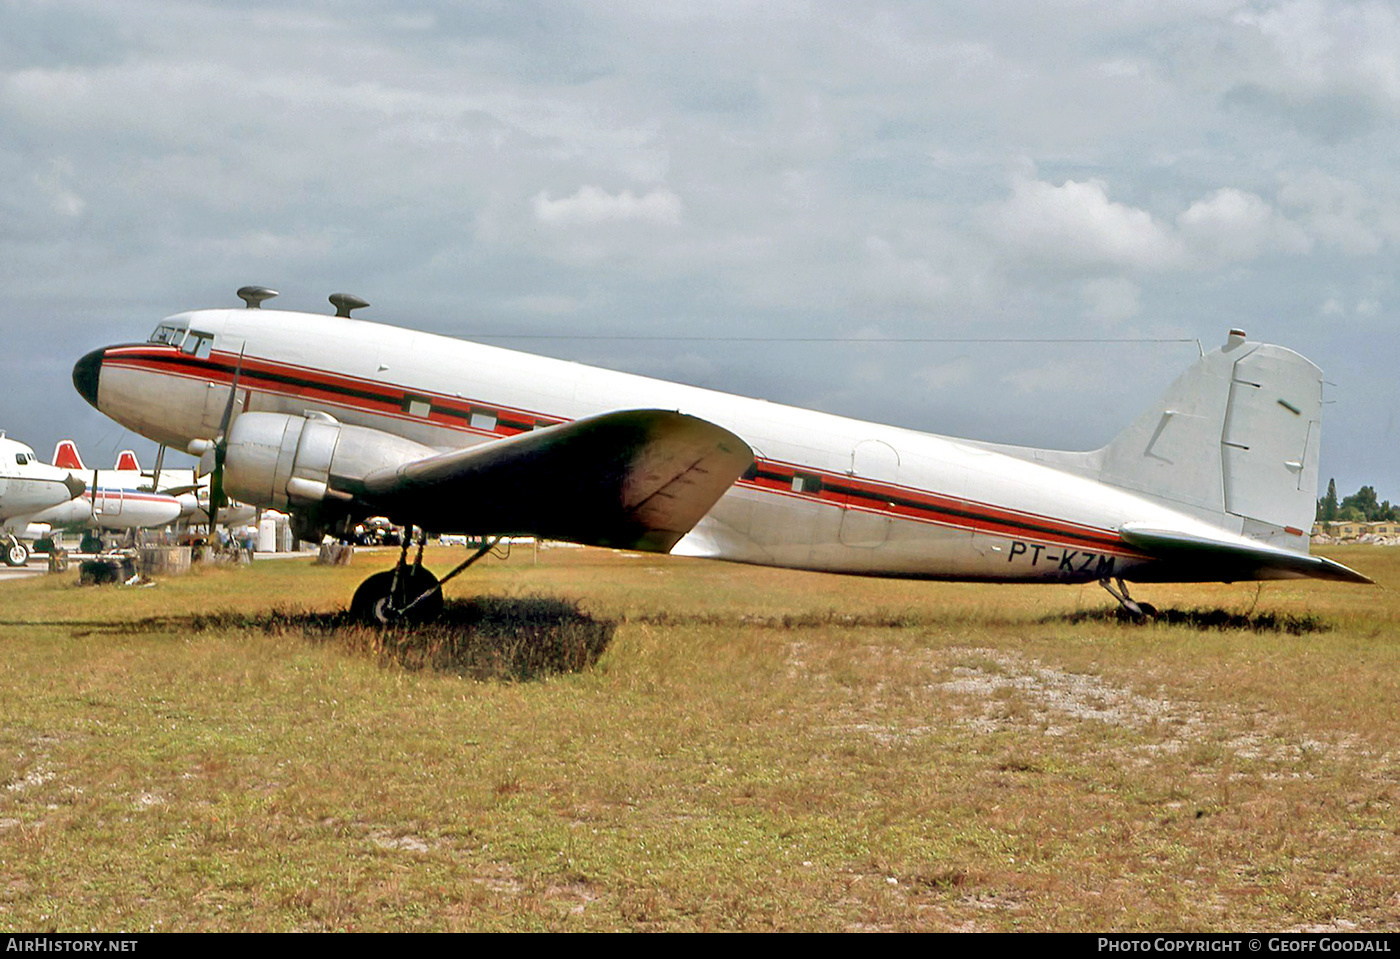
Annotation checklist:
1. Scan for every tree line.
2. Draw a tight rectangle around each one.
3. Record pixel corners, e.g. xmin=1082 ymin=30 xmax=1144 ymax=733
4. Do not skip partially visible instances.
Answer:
xmin=1316 ymin=479 xmax=1399 ymax=523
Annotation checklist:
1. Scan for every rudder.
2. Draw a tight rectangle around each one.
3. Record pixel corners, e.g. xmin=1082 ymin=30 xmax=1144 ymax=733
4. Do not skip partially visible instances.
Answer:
xmin=1097 ymin=332 xmax=1322 ymax=551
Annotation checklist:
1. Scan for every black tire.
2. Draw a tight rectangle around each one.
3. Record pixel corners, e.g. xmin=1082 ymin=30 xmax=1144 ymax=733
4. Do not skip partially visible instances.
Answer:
xmin=349 ymin=567 xmax=444 ymax=625
xmin=3 ymin=541 xmax=29 ymax=567
xmin=1113 ymin=601 xmax=1156 ymax=624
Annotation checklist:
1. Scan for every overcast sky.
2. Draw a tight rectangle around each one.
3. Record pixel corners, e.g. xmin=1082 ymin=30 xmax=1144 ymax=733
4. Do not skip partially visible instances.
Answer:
xmin=2 ymin=0 xmax=1396 ymax=505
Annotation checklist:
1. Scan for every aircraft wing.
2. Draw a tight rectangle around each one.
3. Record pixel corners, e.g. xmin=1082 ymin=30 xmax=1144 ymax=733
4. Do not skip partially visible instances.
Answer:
xmin=1119 ymin=523 xmax=1372 ymax=585
xmin=350 ymin=409 xmax=754 ymax=553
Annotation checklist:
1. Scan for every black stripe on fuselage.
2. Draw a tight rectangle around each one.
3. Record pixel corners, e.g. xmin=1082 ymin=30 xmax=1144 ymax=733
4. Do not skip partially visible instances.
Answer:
xmin=108 ymin=346 xmax=1134 ymax=555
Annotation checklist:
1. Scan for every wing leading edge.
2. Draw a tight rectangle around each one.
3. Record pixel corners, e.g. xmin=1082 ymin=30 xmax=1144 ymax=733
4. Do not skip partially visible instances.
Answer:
xmin=1119 ymin=524 xmax=1372 ymax=585
xmin=351 ymin=409 xmax=754 ymax=553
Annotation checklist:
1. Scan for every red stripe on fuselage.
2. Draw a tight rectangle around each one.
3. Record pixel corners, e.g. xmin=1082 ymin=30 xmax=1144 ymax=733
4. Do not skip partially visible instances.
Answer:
xmin=104 ymin=346 xmax=559 ymax=435
xmin=739 ymin=455 xmax=1132 ymax=553
xmin=103 ymin=346 xmax=1143 ymax=557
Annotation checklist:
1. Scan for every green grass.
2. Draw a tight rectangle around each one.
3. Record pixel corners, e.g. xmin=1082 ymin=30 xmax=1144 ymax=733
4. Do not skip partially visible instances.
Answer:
xmin=1 ymin=544 xmax=1398 ymax=931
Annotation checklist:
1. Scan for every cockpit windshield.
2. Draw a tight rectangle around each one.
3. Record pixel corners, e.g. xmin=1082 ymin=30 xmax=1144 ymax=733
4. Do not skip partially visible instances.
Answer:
xmin=149 ymin=323 xmax=187 ymax=347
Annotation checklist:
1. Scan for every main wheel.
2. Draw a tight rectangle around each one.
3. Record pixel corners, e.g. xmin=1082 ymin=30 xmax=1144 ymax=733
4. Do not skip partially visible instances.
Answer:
xmin=3 ymin=541 xmax=29 ymax=567
xmin=349 ymin=567 xmax=444 ymax=625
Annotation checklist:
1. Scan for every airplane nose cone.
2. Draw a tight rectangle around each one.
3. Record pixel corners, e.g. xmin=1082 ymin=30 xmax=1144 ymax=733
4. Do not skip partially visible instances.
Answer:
xmin=72 ymin=348 xmax=105 ymax=409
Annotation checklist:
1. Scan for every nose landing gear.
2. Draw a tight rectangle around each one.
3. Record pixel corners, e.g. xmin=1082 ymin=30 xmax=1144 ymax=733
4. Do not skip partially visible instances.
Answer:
xmin=3 ymin=534 xmax=29 ymax=567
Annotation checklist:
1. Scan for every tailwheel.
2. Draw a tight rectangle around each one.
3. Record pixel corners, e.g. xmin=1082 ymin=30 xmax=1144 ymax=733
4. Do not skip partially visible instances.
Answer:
xmin=4 ymin=538 xmax=29 ymax=567
xmin=350 ymin=567 xmax=443 ymax=625
xmin=1101 ymin=577 xmax=1157 ymax=623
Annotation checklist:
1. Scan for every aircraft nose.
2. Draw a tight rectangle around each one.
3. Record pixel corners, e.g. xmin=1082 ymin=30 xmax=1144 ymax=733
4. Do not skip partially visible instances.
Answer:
xmin=72 ymin=347 xmax=105 ymax=409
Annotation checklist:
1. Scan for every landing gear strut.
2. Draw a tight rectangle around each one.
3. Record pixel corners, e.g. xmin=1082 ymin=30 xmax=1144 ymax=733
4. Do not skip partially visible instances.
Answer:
xmin=3 ymin=535 xmax=29 ymax=568
xmin=349 ymin=529 xmax=501 ymax=625
xmin=1100 ymin=577 xmax=1157 ymax=622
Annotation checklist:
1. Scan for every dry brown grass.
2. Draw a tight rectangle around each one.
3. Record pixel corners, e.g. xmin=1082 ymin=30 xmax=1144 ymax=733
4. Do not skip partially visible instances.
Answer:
xmin=0 ymin=543 xmax=1396 ymax=931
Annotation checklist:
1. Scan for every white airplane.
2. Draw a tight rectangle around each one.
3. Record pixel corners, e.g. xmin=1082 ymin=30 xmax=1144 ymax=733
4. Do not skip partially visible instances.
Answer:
xmin=52 ymin=440 xmax=256 ymax=529
xmin=71 ymin=287 xmax=1368 ymax=621
xmin=0 ymin=434 xmax=86 ymax=566
xmin=29 ymin=441 xmax=185 ymax=541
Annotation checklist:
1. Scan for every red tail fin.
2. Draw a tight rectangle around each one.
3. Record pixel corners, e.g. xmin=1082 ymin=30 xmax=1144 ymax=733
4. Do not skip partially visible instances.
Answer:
xmin=115 ymin=450 xmax=140 ymax=471
xmin=52 ymin=440 xmax=85 ymax=470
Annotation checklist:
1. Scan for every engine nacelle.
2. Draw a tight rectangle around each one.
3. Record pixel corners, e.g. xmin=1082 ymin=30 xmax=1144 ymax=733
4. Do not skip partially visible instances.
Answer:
xmin=223 ymin=412 xmax=436 ymax=513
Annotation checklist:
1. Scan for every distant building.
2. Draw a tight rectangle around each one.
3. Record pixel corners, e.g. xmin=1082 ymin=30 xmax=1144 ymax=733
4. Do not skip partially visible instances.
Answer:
xmin=1312 ymin=520 xmax=1400 ymax=542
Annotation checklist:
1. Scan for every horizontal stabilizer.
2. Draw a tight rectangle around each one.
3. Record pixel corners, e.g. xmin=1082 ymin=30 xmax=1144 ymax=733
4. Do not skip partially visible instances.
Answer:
xmin=357 ymin=409 xmax=754 ymax=553
xmin=1119 ymin=524 xmax=1372 ymax=585
xmin=162 ymin=484 xmax=202 ymax=496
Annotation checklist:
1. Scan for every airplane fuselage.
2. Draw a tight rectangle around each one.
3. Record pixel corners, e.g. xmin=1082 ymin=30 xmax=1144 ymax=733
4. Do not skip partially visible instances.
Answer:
xmin=28 ymin=475 xmax=184 ymax=531
xmin=0 ymin=437 xmax=85 ymax=529
xmin=72 ymin=306 xmax=1317 ymax=586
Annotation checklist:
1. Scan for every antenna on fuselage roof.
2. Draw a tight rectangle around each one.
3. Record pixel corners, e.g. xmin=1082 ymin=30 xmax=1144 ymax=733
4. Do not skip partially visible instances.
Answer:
xmin=236 ymin=286 xmax=279 ymax=309
xmin=329 ymin=292 xmax=370 ymax=318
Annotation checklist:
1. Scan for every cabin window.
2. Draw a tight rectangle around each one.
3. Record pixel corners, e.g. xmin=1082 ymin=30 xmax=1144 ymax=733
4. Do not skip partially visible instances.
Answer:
xmin=469 ymin=409 xmax=498 ymax=432
xmin=14 ymin=453 xmax=29 ymax=465
xmin=791 ymin=473 xmax=822 ymax=494
xmin=401 ymin=395 xmax=432 ymax=418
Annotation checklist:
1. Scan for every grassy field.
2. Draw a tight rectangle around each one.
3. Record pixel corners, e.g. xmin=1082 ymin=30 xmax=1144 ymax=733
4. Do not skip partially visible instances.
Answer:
xmin=1 ymin=543 xmax=1398 ymax=931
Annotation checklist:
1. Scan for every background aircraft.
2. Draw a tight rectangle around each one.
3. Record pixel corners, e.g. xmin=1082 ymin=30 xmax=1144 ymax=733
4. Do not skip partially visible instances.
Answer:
xmin=49 ymin=440 xmax=256 ymax=530
xmin=0 ymin=434 xmax=86 ymax=565
xmin=71 ymin=288 xmax=1368 ymax=621
xmin=16 ymin=441 xmax=184 ymax=552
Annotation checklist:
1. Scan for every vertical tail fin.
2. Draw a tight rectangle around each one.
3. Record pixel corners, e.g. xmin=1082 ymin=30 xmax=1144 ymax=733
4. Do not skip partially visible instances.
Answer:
xmin=1097 ymin=331 xmax=1322 ymax=551
xmin=52 ymin=440 xmax=85 ymax=471
xmin=115 ymin=450 xmax=140 ymax=471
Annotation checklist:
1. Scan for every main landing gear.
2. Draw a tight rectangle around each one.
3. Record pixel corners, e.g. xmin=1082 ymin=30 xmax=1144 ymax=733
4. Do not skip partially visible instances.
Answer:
xmin=349 ymin=529 xmax=501 ymax=626
xmin=3 ymin=534 xmax=29 ymax=568
xmin=1099 ymin=577 xmax=1157 ymax=623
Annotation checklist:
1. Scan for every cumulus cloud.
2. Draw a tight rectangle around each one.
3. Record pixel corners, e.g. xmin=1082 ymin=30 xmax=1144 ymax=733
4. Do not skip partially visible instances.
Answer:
xmin=986 ymin=173 xmax=1182 ymax=271
xmin=1277 ymin=169 xmax=1386 ymax=255
xmin=1 ymin=1 xmax=1397 ymax=500
xmin=989 ymin=173 xmax=1326 ymax=274
xmin=1176 ymin=188 xmax=1312 ymax=261
xmin=532 ymin=185 xmax=683 ymax=226
xmin=1225 ymin=0 xmax=1400 ymax=141
xmin=1233 ymin=0 xmax=1400 ymax=104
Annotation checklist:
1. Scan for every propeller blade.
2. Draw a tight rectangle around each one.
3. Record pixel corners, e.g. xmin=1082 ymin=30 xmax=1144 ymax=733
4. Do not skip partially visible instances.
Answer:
xmin=207 ymin=345 xmax=247 ymax=533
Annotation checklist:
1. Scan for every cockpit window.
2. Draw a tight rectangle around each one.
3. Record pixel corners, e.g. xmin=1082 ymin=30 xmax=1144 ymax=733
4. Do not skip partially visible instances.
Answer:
xmin=182 ymin=331 xmax=215 ymax=358
xmin=149 ymin=324 xmax=187 ymax=347
xmin=15 ymin=453 xmax=29 ymax=465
